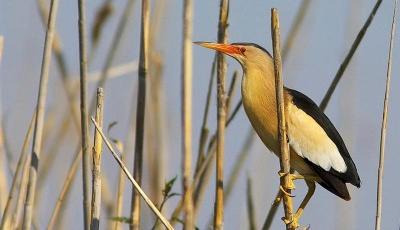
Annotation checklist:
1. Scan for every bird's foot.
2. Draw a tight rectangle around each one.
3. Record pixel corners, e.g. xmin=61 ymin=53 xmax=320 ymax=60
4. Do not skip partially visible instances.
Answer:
xmin=278 ymin=171 xmax=298 ymax=190
xmin=281 ymin=215 xmax=300 ymax=229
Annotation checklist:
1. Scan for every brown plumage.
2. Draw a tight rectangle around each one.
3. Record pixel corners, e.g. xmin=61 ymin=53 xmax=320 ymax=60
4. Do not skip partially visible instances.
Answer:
xmin=195 ymin=41 xmax=360 ymax=223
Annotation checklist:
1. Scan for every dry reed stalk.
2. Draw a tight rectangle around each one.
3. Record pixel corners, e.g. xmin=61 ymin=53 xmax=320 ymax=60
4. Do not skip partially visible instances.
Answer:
xmin=170 ymin=94 xmax=241 ymax=226
xmin=90 ymin=0 xmax=136 ymax=113
xmin=182 ymin=0 xmax=194 ymax=228
xmin=281 ymin=0 xmax=311 ymax=61
xmin=47 ymin=149 xmax=81 ymax=229
xmin=271 ymin=8 xmax=294 ymax=230
xmin=194 ymin=72 xmax=239 ymax=223
xmin=35 ymin=0 xmax=135 ymax=188
xmin=91 ymin=118 xmax=174 ymax=230
xmin=113 ymin=141 xmax=125 ymax=230
xmin=146 ymin=61 xmax=164 ymax=210
xmin=214 ymin=0 xmax=229 ymax=229
xmin=375 ymin=1 xmax=397 ymax=229
xmin=195 ymin=55 xmax=217 ymax=174
xmin=146 ymin=2 xmax=168 ymax=206
xmin=36 ymin=115 xmax=71 ymax=191
xmin=225 ymin=71 xmax=239 ymax=114
xmin=246 ymin=177 xmax=257 ymax=230
xmin=192 ymin=57 xmax=217 ymax=222
xmin=22 ymin=0 xmax=60 ymax=227
xmin=41 ymin=0 xmax=137 ymax=223
xmin=89 ymin=0 xmax=114 ymax=61
xmin=262 ymin=190 xmax=282 ymax=230
xmin=90 ymin=88 xmax=104 ymax=230
xmin=224 ymin=130 xmax=255 ymax=204
xmin=0 ymin=113 xmax=35 ymax=229
xmin=0 ymin=36 xmax=6 ymax=217
xmin=77 ymin=0 xmax=92 ymax=227
xmin=101 ymin=175 xmax=115 ymax=229
xmin=37 ymin=0 xmax=80 ymax=130
xmin=130 ymin=0 xmax=150 ymax=229
xmin=146 ymin=53 xmax=165 ymax=217
xmin=42 ymin=1 xmax=137 ymax=225
xmin=319 ymin=0 xmax=383 ymax=111
xmin=12 ymin=154 xmax=31 ymax=229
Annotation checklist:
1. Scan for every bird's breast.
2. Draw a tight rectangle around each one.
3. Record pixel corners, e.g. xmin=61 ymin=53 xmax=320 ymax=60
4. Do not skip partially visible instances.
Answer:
xmin=241 ymin=73 xmax=279 ymax=154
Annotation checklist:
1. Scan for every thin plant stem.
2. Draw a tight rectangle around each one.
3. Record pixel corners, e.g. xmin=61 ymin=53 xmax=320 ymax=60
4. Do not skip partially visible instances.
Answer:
xmin=47 ymin=149 xmax=81 ymax=229
xmin=47 ymin=148 xmax=82 ymax=229
xmin=77 ymin=0 xmax=91 ymax=227
xmin=271 ymin=8 xmax=294 ymax=230
xmin=91 ymin=118 xmax=174 ymax=230
xmin=225 ymin=71 xmax=239 ymax=114
xmin=182 ymin=0 xmax=194 ymax=228
xmin=12 ymin=153 xmax=31 ymax=229
xmin=224 ymin=130 xmax=255 ymax=203
xmin=214 ymin=0 xmax=229 ymax=229
xmin=375 ymin=0 xmax=397 ymax=229
xmin=262 ymin=190 xmax=282 ymax=230
xmin=0 ymin=37 xmax=8 ymax=213
xmin=36 ymin=0 xmax=80 ymax=130
xmin=319 ymin=0 xmax=383 ymax=111
xmin=130 ymin=0 xmax=150 ymax=229
xmin=169 ymin=96 xmax=241 ymax=227
xmin=194 ymin=72 xmax=239 ymax=223
xmin=246 ymin=177 xmax=257 ymax=230
xmin=113 ymin=141 xmax=125 ymax=230
xmin=41 ymin=0 xmax=137 ymax=223
xmin=195 ymin=55 xmax=216 ymax=174
xmin=89 ymin=0 xmax=136 ymax=114
xmin=22 ymin=0 xmax=60 ymax=227
xmin=281 ymin=0 xmax=311 ymax=61
xmin=0 ymin=113 xmax=35 ymax=229
xmin=90 ymin=88 xmax=104 ymax=230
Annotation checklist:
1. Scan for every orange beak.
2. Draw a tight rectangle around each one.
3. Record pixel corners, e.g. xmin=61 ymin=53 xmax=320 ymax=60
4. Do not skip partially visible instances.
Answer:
xmin=194 ymin=42 xmax=242 ymax=56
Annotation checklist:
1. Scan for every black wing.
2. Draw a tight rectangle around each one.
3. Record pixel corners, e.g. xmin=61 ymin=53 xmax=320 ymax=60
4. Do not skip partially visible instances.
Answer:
xmin=286 ymin=88 xmax=360 ymax=198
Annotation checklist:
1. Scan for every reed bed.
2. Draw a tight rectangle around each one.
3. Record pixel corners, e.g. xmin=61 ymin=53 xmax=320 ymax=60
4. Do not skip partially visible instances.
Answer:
xmin=0 ymin=1 xmax=398 ymax=230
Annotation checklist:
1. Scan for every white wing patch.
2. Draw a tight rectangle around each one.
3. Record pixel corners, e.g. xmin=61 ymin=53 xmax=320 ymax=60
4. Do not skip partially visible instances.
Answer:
xmin=287 ymin=103 xmax=347 ymax=173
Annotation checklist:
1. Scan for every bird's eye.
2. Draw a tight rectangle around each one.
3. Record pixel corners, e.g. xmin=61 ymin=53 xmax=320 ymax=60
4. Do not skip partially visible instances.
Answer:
xmin=240 ymin=47 xmax=246 ymax=54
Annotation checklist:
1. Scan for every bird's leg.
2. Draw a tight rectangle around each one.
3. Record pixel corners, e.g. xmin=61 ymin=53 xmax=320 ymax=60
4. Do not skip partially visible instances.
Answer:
xmin=290 ymin=180 xmax=316 ymax=229
xmin=278 ymin=172 xmax=318 ymax=190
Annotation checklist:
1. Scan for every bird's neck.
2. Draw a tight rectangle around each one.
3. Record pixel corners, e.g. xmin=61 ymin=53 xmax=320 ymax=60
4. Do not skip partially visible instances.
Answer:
xmin=241 ymin=61 xmax=279 ymax=153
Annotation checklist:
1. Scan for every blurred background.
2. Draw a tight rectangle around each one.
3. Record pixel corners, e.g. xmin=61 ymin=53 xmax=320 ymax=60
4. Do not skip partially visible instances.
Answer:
xmin=1 ymin=0 xmax=400 ymax=229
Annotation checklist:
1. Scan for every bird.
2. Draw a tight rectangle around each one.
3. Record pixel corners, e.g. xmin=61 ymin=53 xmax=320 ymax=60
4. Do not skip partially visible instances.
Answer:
xmin=195 ymin=42 xmax=360 ymax=227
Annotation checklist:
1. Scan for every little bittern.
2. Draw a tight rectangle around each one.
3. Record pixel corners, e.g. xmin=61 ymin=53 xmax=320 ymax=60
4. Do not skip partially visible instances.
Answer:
xmin=195 ymin=42 xmax=360 ymax=227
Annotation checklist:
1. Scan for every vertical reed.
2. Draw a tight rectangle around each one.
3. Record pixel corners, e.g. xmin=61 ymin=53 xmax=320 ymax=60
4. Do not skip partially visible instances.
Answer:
xmin=90 ymin=88 xmax=104 ymax=230
xmin=22 ymin=0 xmax=60 ymax=228
xmin=271 ymin=8 xmax=294 ymax=230
xmin=0 ymin=113 xmax=35 ymax=229
xmin=375 ymin=0 xmax=397 ymax=229
xmin=214 ymin=0 xmax=229 ymax=229
xmin=91 ymin=118 xmax=173 ymax=230
xmin=130 ymin=0 xmax=150 ymax=229
xmin=77 ymin=0 xmax=91 ymax=227
xmin=182 ymin=0 xmax=194 ymax=228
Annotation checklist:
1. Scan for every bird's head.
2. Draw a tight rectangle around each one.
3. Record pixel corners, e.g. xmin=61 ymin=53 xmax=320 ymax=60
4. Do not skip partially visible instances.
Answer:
xmin=194 ymin=42 xmax=272 ymax=71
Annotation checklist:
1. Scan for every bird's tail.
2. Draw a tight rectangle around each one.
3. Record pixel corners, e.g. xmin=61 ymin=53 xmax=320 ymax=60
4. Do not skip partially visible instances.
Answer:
xmin=317 ymin=174 xmax=351 ymax=201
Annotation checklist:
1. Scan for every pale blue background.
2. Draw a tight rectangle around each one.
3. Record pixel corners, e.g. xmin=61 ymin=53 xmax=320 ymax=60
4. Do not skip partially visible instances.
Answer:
xmin=1 ymin=0 xmax=400 ymax=229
